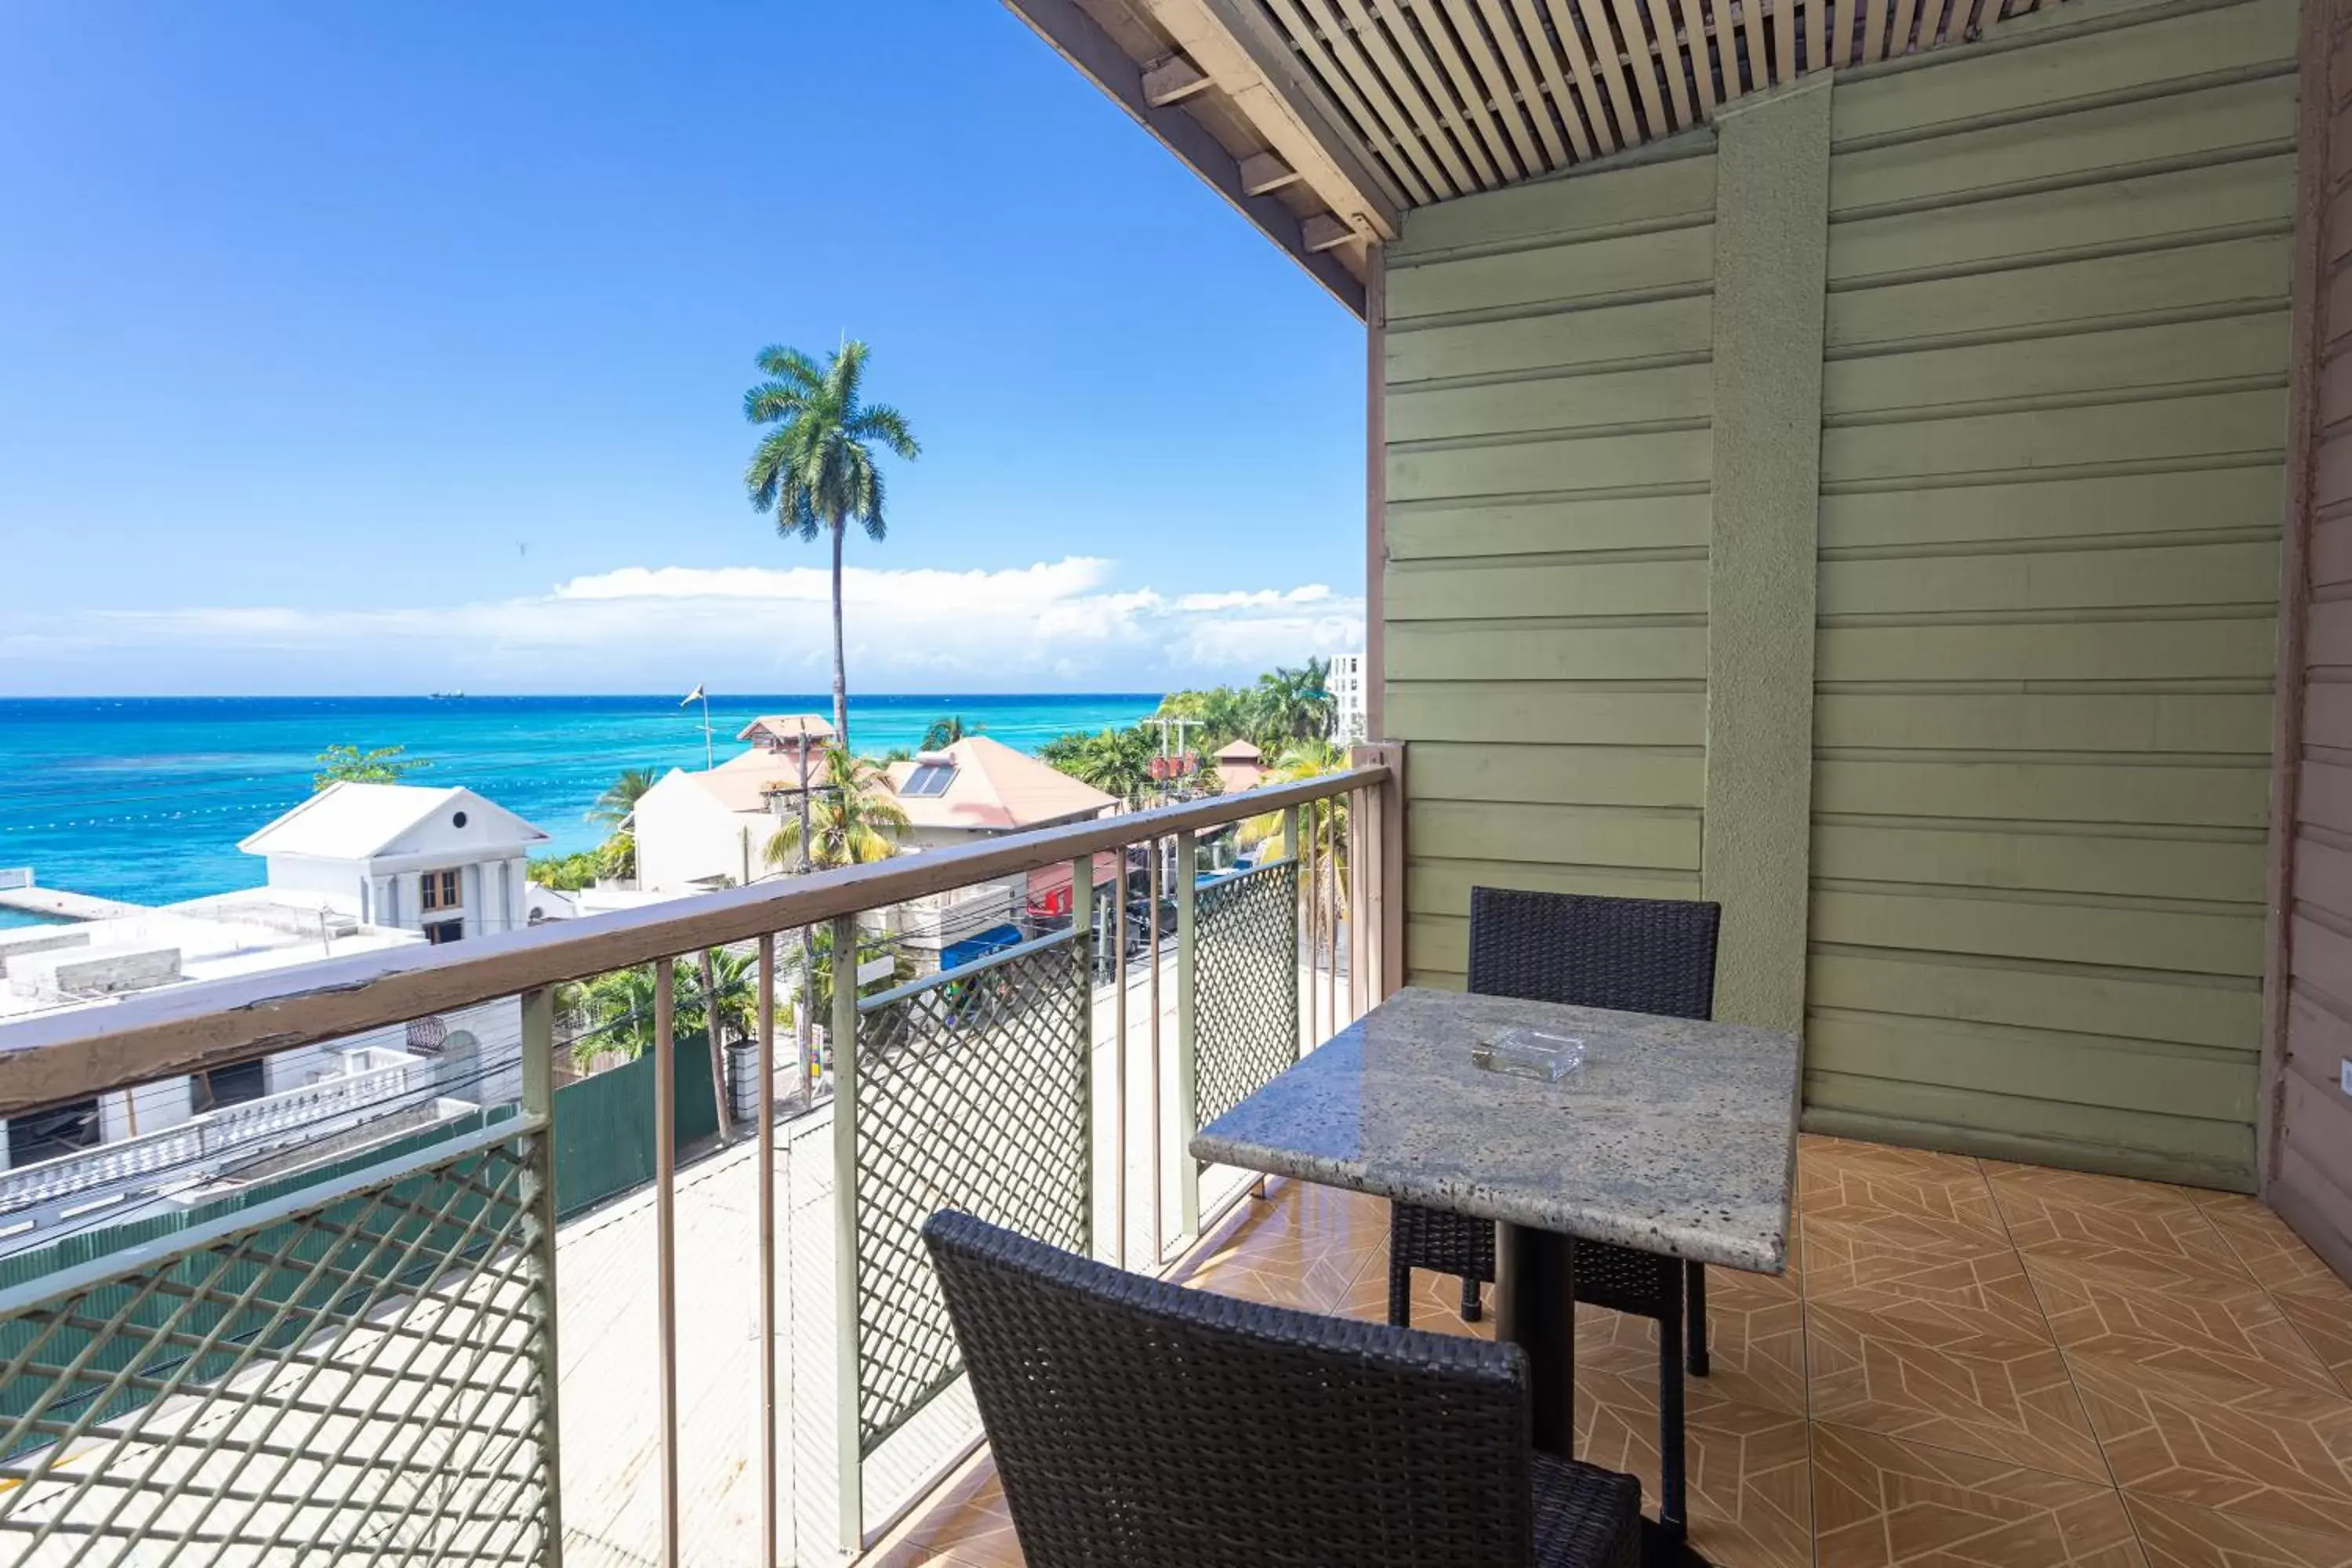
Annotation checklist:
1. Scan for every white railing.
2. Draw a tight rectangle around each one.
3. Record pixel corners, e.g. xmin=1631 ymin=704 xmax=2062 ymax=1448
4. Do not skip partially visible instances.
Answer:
xmin=0 ymin=753 xmax=1403 ymax=1568
xmin=0 ymin=869 xmax=31 ymax=892
xmin=0 ymin=1055 xmax=422 ymax=1218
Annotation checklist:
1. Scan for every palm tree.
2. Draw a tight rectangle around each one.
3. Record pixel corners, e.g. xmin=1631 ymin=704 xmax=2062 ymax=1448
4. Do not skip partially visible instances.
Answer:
xmin=1041 ymin=725 xmax=1156 ymax=805
xmin=559 ymin=964 xmax=700 ymax=1069
xmin=1240 ymin=739 xmax=1352 ymax=956
xmin=742 ymin=340 xmax=920 ymax=748
xmin=590 ymin=766 xmax=659 ymax=827
xmin=920 ymin=715 xmax=981 ymax=752
xmin=764 ymin=744 xmax=909 ymax=872
xmin=1251 ymin=660 xmax=1337 ymax=749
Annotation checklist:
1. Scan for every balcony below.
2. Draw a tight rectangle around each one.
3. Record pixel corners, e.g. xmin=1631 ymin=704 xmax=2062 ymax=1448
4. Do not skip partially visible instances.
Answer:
xmin=876 ymin=1135 xmax=2352 ymax=1568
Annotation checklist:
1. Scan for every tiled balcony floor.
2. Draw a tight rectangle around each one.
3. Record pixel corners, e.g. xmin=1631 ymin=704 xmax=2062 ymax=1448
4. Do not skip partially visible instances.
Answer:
xmin=874 ymin=1135 xmax=2352 ymax=1568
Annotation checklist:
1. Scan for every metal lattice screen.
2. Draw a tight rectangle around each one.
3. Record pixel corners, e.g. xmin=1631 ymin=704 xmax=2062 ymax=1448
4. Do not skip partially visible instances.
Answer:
xmin=0 ymin=1127 xmax=556 ymax=1566
xmin=853 ymin=934 xmax=1090 ymax=1454
xmin=1194 ymin=859 xmax=1301 ymax=1131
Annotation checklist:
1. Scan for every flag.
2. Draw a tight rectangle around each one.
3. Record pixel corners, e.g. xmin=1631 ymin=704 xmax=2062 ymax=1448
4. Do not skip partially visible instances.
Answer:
xmin=681 ymin=684 xmax=705 ymax=707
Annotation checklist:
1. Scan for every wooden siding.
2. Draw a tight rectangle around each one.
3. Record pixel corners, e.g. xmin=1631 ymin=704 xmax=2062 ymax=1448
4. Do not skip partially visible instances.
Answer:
xmin=2278 ymin=0 xmax=2352 ymax=1271
xmin=1382 ymin=0 xmax=2299 ymax=1190
xmin=1809 ymin=0 xmax=2296 ymax=1189
xmin=1385 ymin=146 xmax=1717 ymax=989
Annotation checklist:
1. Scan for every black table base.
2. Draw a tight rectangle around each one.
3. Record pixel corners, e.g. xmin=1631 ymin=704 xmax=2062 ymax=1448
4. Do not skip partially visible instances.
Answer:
xmin=1495 ymin=1221 xmax=1692 ymax=1548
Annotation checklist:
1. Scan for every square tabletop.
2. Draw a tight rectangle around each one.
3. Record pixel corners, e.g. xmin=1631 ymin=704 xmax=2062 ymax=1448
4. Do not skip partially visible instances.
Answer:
xmin=1190 ymin=986 xmax=1801 ymax=1274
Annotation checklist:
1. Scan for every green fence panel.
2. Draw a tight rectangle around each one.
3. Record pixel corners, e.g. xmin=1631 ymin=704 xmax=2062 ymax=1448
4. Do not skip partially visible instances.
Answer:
xmin=551 ymin=1029 xmax=719 ymax=1219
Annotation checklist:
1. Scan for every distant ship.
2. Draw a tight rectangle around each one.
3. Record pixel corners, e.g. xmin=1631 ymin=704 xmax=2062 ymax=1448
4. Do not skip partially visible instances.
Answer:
xmin=428 ymin=691 xmax=466 ymax=700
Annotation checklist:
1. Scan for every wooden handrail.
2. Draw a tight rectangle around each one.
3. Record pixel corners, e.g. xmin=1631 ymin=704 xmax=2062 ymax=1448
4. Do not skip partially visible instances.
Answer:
xmin=0 ymin=765 xmax=1390 ymax=1112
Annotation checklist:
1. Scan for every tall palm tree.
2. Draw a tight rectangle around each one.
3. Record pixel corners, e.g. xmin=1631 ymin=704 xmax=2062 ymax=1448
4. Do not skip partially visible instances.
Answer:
xmin=764 ymin=744 xmax=910 ymax=872
xmin=742 ymin=340 xmax=920 ymax=748
xmin=919 ymin=715 xmax=981 ymax=752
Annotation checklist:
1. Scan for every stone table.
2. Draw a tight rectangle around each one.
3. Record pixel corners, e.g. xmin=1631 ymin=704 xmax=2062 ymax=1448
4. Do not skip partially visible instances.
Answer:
xmin=1192 ymin=986 xmax=1798 ymax=1537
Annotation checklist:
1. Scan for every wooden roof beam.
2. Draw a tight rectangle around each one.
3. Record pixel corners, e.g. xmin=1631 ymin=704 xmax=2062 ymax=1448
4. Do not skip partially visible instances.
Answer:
xmin=1138 ymin=0 xmax=1404 ymax=241
xmin=1000 ymin=0 xmax=1367 ymax=317
xmin=1142 ymin=55 xmax=1214 ymax=105
xmin=1240 ymin=151 xmax=1302 ymax=194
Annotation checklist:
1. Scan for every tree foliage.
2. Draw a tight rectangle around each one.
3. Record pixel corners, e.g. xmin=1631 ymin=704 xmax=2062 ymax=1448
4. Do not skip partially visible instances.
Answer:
xmin=742 ymin=339 xmax=919 ymax=746
xmin=764 ymin=744 xmax=909 ymax=872
xmin=312 ymin=743 xmax=429 ymax=792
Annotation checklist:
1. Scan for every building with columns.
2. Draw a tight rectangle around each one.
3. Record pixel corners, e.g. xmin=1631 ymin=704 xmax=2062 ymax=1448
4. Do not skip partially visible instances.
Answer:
xmin=238 ymin=782 xmax=550 ymax=943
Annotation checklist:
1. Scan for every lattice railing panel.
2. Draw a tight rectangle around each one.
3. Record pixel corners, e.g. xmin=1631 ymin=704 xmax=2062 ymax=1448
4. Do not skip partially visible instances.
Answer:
xmin=1194 ymin=860 xmax=1300 ymax=1131
xmin=0 ymin=1129 xmax=555 ymax=1566
xmin=854 ymin=935 xmax=1089 ymax=1454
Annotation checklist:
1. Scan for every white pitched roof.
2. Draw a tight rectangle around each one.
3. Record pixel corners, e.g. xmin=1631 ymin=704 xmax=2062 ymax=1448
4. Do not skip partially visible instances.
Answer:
xmin=239 ymin=783 xmax=549 ymax=860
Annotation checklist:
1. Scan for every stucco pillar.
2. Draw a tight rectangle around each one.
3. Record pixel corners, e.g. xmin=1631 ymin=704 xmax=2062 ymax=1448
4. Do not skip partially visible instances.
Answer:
xmin=1702 ymin=75 xmax=1831 ymax=1033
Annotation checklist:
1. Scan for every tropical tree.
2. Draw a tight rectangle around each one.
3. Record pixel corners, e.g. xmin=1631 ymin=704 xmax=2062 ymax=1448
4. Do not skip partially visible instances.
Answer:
xmin=764 ymin=744 xmax=909 ymax=872
xmin=1040 ymin=724 xmax=1157 ymax=804
xmin=1240 ymin=739 xmax=1352 ymax=958
xmin=742 ymin=339 xmax=920 ymax=748
xmin=1156 ymin=685 xmax=1257 ymax=756
xmin=557 ymin=963 xmax=699 ymax=1069
xmin=919 ymin=715 xmax=981 ymax=752
xmin=590 ymin=766 xmax=659 ymax=828
xmin=312 ymin=743 xmax=428 ymax=791
xmin=1251 ymin=659 xmax=1337 ymax=749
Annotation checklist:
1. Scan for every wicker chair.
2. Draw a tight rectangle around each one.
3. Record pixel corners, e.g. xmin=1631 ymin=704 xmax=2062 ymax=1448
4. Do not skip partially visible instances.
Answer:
xmin=1388 ymin=887 xmax=1722 ymax=1535
xmin=925 ymin=1210 xmax=1643 ymax=1568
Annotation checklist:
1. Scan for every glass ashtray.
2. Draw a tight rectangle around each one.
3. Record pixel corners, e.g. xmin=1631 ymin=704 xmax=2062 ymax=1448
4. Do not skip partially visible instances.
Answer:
xmin=1472 ymin=1026 xmax=1586 ymax=1082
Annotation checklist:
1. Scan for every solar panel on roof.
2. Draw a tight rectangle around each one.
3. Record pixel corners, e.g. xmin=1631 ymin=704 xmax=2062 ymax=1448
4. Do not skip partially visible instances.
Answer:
xmin=901 ymin=764 xmax=955 ymax=797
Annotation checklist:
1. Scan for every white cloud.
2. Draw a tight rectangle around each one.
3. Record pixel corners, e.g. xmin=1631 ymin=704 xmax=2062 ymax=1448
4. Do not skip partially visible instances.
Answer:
xmin=2 ymin=557 xmax=1364 ymax=695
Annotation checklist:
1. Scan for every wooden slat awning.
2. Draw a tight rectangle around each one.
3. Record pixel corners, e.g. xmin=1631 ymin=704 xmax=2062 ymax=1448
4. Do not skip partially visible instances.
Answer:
xmin=1003 ymin=0 xmax=2061 ymax=314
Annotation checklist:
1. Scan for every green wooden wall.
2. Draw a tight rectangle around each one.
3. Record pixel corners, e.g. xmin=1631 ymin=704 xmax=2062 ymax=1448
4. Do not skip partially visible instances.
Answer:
xmin=1383 ymin=0 xmax=2297 ymax=1189
xmin=1385 ymin=145 xmax=1719 ymax=983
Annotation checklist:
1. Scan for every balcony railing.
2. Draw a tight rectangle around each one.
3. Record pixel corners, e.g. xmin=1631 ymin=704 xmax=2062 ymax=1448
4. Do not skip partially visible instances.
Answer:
xmin=0 ymin=748 xmax=1401 ymax=1566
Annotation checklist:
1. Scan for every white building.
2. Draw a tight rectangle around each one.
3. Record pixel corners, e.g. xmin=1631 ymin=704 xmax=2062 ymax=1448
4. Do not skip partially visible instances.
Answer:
xmin=0 ymin=782 xmax=555 ymax=1243
xmin=1325 ymin=652 xmax=1367 ymax=744
xmin=633 ymin=714 xmax=834 ymax=895
xmin=238 ymin=782 xmax=551 ymax=943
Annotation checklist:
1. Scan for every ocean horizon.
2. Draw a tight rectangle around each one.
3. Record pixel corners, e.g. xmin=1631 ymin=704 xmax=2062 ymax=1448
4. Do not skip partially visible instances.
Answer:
xmin=0 ymin=692 xmax=1162 ymax=907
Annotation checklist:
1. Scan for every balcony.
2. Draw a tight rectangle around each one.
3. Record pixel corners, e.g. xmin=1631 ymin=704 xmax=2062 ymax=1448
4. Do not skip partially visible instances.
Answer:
xmin=0 ymin=764 xmax=1388 ymax=1566
xmin=0 ymin=750 xmax=2346 ymax=1566
xmin=877 ymin=1134 xmax=2352 ymax=1566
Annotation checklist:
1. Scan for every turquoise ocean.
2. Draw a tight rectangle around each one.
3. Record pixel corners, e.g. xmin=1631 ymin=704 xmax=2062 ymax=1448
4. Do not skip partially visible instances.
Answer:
xmin=0 ymin=694 xmax=1160 ymax=910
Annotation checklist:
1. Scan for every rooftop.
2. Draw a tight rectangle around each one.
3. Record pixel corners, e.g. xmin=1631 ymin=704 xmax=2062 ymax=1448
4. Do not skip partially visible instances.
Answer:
xmin=237 ymin=782 xmax=549 ymax=860
xmin=883 ymin=735 xmax=1117 ymax=832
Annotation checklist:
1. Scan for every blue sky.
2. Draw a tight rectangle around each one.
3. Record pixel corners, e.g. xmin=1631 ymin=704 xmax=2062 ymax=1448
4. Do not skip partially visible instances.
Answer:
xmin=0 ymin=3 xmax=1366 ymax=695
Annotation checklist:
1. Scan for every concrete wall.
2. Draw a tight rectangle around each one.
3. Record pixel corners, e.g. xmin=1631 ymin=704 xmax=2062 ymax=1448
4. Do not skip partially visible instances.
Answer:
xmin=1384 ymin=0 xmax=2299 ymax=1189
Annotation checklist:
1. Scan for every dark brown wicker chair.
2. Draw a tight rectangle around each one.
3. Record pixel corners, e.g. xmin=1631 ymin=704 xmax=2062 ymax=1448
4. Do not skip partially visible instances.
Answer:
xmin=925 ymin=1209 xmax=1643 ymax=1568
xmin=1388 ymin=887 xmax=1722 ymax=1538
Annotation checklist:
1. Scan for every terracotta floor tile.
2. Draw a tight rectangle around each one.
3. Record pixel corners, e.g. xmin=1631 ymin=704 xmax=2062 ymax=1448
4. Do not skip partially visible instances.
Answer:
xmin=875 ymin=1463 xmax=1020 ymax=1566
xmin=1577 ymin=1270 xmax=1809 ymax=1415
xmin=1987 ymin=1167 xmax=2248 ymax=1286
xmin=1811 ymin=1423 xmax=2143 ymax=1567
xmin=1806 ymin=1301 xmax=2109 ymax=1483
xmin=2272 ymin=1287 xmax=2352 ymax=1396
xmin=2070 ymin=1352 xmax=2352 ymax=1534
xmin=1802 ymin=1137 xmax=2004 ymax=1236
xmin=2200 ymin=1197 xmax=2347 ymax=1299
xmin=1576 ymin=1363 xmax=1814 ymax=1568
xmin=2125 ymin=1492 xmax=2352 ymax=1568
xmin=1806 ymin=1211 xmax=2054 ymax=1343
xmin=886 ymin=1145 xmax=2352 ymax=1568
xmin=2023 ymin=1252 xmax=2339 ymax=1396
